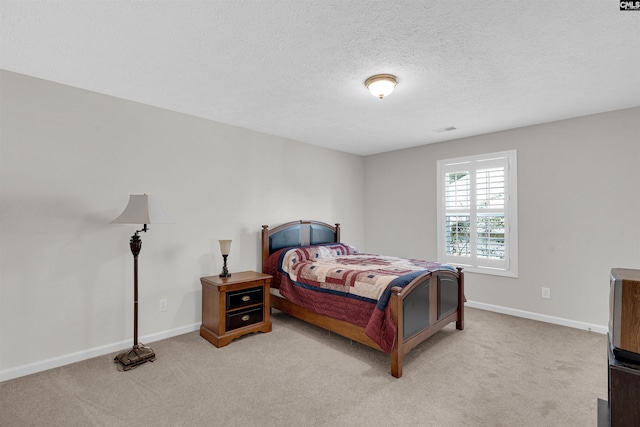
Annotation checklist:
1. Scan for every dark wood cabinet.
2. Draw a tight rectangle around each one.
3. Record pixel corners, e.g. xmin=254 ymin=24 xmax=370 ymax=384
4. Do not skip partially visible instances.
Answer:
xmin=200 ymin=271 xmax=272 ymax=347
xmin=600 ymin=344 xmax=640 ymax=426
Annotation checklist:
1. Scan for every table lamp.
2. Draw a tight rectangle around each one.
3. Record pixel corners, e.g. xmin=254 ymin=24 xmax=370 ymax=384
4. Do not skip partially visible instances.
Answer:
xmin=219 ymin=239 xmax=232 ymax=277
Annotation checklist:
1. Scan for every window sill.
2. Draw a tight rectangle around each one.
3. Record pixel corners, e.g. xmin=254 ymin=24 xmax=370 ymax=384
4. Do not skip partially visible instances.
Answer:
xmin=446 ymin=264 xmax=518 ymax=278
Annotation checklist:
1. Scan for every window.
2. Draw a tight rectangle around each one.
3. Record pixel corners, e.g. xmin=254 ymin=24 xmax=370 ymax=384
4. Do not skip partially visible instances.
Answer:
xmin=437 ymin=150 xmax=518 ymax=277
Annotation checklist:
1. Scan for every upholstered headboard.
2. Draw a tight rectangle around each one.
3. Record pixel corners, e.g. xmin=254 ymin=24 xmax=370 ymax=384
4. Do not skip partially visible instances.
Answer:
xmin=261 ymin=220 xmax=340 ymax=267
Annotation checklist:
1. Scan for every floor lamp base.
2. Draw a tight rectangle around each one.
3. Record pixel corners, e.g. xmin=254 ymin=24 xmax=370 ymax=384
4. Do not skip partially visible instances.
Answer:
xmin=114 ymin=344 xmax=156 ymax=371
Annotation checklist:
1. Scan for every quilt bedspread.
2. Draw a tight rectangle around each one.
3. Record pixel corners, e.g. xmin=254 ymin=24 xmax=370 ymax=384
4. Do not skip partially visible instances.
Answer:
xmin=274 ymin=243 xmax=455 ymax=353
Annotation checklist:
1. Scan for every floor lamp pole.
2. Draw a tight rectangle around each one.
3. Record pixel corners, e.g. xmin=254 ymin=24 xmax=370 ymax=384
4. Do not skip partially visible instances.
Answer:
xmin=114 ymin=229 xmax=156 ymax=370
xmin=132 ymin=233 xmax=141 ymax=346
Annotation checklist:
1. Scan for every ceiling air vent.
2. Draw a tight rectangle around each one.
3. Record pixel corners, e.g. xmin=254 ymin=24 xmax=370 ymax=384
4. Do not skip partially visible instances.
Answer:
xmin=433 ymin=126 xmax=457 ymax=133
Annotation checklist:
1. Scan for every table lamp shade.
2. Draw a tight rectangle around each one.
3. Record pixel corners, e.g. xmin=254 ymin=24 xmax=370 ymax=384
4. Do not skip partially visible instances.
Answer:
xmin=219 ymin=240 xmax=232 ymax=256
xmin=111 ymin=195 xmax=173 ymax=225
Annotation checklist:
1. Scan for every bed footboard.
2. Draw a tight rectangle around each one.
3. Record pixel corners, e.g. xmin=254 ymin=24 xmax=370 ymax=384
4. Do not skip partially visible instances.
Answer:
xmin=389 ymin=267 xmax=464 ymax=378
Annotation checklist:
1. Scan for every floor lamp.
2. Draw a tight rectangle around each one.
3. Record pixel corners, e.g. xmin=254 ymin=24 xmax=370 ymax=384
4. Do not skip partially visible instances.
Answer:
xmin=111 ymin=194 xmax=173 ymax=370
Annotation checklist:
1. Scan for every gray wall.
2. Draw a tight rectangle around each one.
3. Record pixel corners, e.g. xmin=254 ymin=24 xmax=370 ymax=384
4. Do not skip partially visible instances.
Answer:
xmin=0 ymin=71 xmax=365 ymax=376
xmin=2 ymin=69 xmax=638 ymax=380
xmin=365 ymin=107 xmax=640 ymax=328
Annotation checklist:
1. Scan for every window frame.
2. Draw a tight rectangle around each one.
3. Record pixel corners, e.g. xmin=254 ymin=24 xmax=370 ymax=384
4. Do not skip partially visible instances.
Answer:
xmin=436 ymin=150 xmax=518 ymax=278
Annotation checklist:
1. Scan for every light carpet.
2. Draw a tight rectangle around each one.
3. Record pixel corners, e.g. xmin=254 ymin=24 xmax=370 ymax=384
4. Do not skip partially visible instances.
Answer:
xmin=0 ymin=308 xmax=607 ymax=426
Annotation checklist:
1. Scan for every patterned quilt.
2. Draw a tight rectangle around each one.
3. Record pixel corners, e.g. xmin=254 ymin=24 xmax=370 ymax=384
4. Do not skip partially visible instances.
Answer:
xmin=274 ymin=243 xmax=455 ymax=353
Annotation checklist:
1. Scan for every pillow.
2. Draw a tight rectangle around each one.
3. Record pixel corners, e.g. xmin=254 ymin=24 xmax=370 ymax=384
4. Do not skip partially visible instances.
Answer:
xmin=265 ymin=243 xmax=358 ymax=272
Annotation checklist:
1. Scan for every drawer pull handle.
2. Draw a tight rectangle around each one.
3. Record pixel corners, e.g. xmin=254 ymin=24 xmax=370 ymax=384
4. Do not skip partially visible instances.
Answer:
xmin=241 ymin=295 xmax=251 ymax=302
xmin=241 ymin=315 xmax=250 ymax=322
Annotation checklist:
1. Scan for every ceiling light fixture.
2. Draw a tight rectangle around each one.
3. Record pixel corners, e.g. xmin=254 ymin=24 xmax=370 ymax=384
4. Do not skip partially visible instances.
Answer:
xmin=365 ymin=74 xmax=398 ymax=99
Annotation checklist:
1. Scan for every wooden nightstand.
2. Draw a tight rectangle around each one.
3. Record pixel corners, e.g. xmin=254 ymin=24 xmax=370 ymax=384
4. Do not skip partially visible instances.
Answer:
xmin=200 ymin=271 xmax=272 ymax=348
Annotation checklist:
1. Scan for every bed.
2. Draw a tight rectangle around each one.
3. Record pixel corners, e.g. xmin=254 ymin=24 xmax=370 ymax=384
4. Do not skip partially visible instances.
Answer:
xmin=261 ymin=220 xmax=464 ymax=378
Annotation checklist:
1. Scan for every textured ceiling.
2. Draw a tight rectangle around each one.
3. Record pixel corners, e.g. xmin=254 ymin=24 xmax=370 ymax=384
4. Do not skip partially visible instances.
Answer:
xmin=1 ymin=1 xmax=639 ymax=156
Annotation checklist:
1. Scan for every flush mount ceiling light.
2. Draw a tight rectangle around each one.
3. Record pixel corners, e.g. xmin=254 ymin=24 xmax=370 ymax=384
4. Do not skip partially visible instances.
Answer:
xmin=365 ymin=74 xmax=398 ymax=99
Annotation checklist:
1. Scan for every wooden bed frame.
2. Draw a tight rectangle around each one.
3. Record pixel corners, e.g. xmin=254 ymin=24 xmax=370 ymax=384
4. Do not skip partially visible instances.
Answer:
xmin=261 ymin=220 xmax=464 ymax=378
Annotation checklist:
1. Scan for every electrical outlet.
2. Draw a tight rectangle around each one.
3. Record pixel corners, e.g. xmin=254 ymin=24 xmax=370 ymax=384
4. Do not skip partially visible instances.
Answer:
xmin=541 ymin=287 xmax=551 ymax=299
xmin=159 ymin=299 xmax=168 ymax=312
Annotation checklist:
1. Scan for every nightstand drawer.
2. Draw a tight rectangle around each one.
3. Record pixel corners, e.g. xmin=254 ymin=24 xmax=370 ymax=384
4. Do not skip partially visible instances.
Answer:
xmin=226 ymin=306 xmax=263 ymax=332
xmin=226 ymin=286 xmax=263 ymax=310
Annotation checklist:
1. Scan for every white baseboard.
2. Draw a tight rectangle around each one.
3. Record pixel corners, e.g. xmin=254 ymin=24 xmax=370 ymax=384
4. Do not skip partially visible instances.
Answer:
xmin=0 ymin=323 xmax=201 ymax=383
xmin=466 ymin=300 xmax=608 ymax=334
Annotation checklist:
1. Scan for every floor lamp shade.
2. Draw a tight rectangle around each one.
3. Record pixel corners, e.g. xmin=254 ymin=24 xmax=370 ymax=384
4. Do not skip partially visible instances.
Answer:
xmin=111 ymin=194 xmax=173 ymax=225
